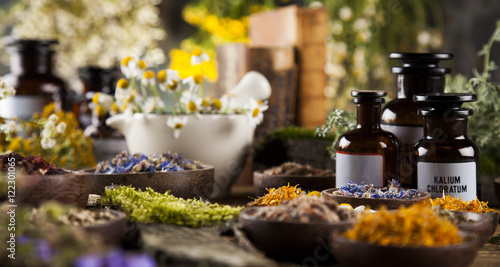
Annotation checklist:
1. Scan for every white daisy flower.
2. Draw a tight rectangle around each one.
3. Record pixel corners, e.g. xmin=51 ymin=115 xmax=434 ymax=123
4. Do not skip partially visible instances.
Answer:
xmin=48 ymin=114 xmax=59 ymax=124
xmin=56 ymin=122 xmax=67 ymax=134
xmin=158 ymin=69 xmax=181 ymax=93
xmin=182 ymin=73 xmax=203 ymax=94
xmin=245 ymin=98 xmax=269 ymax=127
xmin=144 ymin=96 xmax=165 ymax=114
xmin=41 ymin=137 xmax=56 ymax=149
xmin=166 ymin=116 xmax=188 ymax=139
xmin=191 ymin=50 xmax=210 ymax=65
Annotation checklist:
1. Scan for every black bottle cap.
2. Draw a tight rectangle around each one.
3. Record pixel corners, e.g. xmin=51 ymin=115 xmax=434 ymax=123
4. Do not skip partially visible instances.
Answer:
xmin=352 ymin=90 xmax=387 ymax=103
xmin=414 ymin=93 xmax=477 ymax=117
xmin=4 ymin=38 xmax=58 ymax=53
xmin=389 ymin=53 xmax=453 ymax=75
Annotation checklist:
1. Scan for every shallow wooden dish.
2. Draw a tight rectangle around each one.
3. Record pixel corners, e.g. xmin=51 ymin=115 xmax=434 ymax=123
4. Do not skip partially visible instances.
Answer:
xmin=239 ymin=206 xmax=353 ymax=264
xmin=17 ymin=171 xmax=90 ymax=208
xmin=253 ymin=171 xmax=335 ymax=196
xmin=82 ymin=209 xmax=127 ymax=244
xmin=87 ymin=165 xmax=214 ymax=199
xmin=331 ymin=233 xmax=479 ymax=267
xmin=451 ymin=211 xmax=497 ymax=247
xmin=321 ymin=188 xmax=431 ymax=210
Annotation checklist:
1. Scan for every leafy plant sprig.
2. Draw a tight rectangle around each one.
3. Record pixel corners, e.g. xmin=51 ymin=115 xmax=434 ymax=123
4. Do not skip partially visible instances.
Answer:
xmin=445 ymin=20 xmax=500 ymax=175
xmin=315 ymin=108 xmax=356 ymax=159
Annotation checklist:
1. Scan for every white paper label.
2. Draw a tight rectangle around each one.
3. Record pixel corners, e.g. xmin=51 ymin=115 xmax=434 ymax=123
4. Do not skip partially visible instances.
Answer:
xmin=336 ymin=152 xmax=384 ymax=187
xmin=417 ymin=162 xmax=477 ymax=201
xmin=0 ymin=96 xmax=50 ymax=120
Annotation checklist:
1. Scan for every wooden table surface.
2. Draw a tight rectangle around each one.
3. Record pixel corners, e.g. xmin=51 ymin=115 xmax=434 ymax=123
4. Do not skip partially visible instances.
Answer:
xmin=215 ymin=185 xmax=500 ymax=267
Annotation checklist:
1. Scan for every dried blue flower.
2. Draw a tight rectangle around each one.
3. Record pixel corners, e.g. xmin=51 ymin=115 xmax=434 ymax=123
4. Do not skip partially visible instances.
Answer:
xmin=334 ymin=180 xmax=419 ymax=199
xmin=95 ymin=151 xmax=202 ymax=174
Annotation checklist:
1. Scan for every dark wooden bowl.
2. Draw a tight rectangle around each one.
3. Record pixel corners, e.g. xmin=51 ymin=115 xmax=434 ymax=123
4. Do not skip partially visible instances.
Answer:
xmin=253 ymin=171 xmax=335 ymax=197
xmin=87 ymin=165 xmax=214 ymax=199
xmin=82 ymin=209 xmax=127 ymax=244
xmin=321 ymin=188 xmax=431 ymax=210
xmin=17 ymin=172 xmax=90 ymax=208
xmin=239 ymin=206 xmax=353 ymax=264
xmin=452 ymin=211 xmax=497 ymax=247
xmin=331 ymin=233 xmax=479 ymax=267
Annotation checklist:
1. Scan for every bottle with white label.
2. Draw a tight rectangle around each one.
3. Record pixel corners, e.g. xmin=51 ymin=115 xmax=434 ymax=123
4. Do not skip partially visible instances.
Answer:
xmin=336 ymin=90 xmax=399 ymax=187
xmin=0 ymin=39 xmax=68 ymax=121
xmin=381 ymin=53 xmax=453 ymax=189
xmin=414 ymin=93 xmax=479 ymax=201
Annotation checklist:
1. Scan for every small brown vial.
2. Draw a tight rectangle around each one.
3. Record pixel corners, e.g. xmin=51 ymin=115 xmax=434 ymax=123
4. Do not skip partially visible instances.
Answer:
xmin=336 ymin=90 xmax=399 ymax=187
xmin=413 ymin=93 xmax=480 ymax=201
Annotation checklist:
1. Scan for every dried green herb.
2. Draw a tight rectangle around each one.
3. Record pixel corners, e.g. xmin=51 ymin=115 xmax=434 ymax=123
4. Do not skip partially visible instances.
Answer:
xmin=100 ymin=186 xmax=242 ymax=227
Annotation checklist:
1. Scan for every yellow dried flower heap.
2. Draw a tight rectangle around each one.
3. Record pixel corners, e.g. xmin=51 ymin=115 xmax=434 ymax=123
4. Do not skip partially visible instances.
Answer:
xmin=429 ymin=195 xmax=500 ymax=214
xmin=344 ymin=204 xmax=463 ymax=247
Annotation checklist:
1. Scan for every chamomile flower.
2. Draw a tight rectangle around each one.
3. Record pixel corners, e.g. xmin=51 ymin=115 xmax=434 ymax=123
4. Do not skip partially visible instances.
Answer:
xmin=158 ymin=69 xmax=181 ymax=93
xmin=166 ymin=116 xmax=188 ymax=139
xmin=144 ymin=96 xmax=165 ymax=114
xmin=179 ymin=90 xmax=203 ymax=118
xmin=191 ymin=49 xmax=210 ymax=65
xmin=41 ymin=137 xmax=56 ymax=149
xmin=1 ymin=121 xmax=17 ymax=135
xmin=218 ymin=93 xmax=238 ymax=113
xmin=48 ymin=114 xmax=59 ymax=124
xmin=245 ymin=98 xmax=269 ymax=126
xmin=56 ymin=122 xmax=67 ymax=134
xmin=182 ymin=73 xmax=203 ymax=94
xmin=141 ymin=70 xmax=156 ymax=87
xmin=92 ymin=92 xmax=114 ymax=111
xmin=121 ymin=56 xmax=147 ymax=79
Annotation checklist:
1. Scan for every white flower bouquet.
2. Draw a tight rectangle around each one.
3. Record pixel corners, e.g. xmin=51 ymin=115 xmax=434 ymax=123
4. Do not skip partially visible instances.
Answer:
xmin=92 ymin=50 xmax=271 ymax=139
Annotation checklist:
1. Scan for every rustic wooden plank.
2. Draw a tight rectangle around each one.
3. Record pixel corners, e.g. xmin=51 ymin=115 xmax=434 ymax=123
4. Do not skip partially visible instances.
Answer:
xmin=249 ymin=47 xmax=298 ymax=131
xmin=216 ymin=43 xmax=249 ymax=96
xmin=137 ymin=223 xmax=276 ymax=267
xmin=249 ymin=5 xmax=299 ymax=47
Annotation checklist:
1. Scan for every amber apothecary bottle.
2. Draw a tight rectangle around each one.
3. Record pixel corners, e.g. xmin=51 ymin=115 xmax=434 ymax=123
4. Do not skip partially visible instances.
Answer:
xmin=336 ymin=90 xmax=399 ymax=187
xmin=381 ymin=53 xmax=453 ymax=188
xmin=0 ymin=39 xmax=68 ymax=120
xmin=413 ymin=93 xmax=479 ymax=201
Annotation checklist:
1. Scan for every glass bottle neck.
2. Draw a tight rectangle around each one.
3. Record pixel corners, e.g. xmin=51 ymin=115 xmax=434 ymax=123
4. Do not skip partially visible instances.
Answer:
xmin=423 ymin=116 xmax=468 ymax=139
xmin=9 ymin=49 xmax=55 ymax=75
xmin=356 ymin=102 xmax=382 ymax=129
xmin=396 ymin=74 xmax=445 ymax=99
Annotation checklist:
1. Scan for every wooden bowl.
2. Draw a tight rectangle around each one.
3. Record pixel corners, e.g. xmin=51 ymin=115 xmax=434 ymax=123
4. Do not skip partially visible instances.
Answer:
xmin=17 ymin=171 xmax=90 ymax=208
xmin=87 ymin=165 xmax=214 ymax=199
xmin=82 ymin=209 xmax=127 ymax=244
xmin=253 ymin=171 xmax=335 ymax=197
xmin=451 ymin=211 xmax=497 ymax=247
xmin=239 ymin=206 xmax=353 ymax=264
xmin=331 ymin=233 xmax=479 ymax=267
xmin=321 ymin=188 xmax=431 ymax=210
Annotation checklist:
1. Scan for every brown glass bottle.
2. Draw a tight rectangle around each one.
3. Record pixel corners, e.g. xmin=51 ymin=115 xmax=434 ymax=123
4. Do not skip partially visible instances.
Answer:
xmin=0 ymin=39 xmax=68 ymax=120
xmin=381 ymin=53 xmax=453 ymax=188
xmin=413 ymin=93 xmax=480 ymax=201
xmin=336 ymin=90 xmax=399 ymax=187
xmin=78 ymin=66 xmax=120 ymax=129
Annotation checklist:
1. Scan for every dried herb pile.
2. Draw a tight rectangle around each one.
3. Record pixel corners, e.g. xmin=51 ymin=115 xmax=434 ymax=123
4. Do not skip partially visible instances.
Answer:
xmin=334 ymin=180 xmax=420 ymax=199
xmin=95 ymin=151 xmax=202 ymax=174
xmin=249 ymin=184 xmax=305 ymax=206
xmin=101 ymin=186 xmax=242 ymax=227
xmin=262 ymin=162 xmax=334 ymax=177
xmin=1 ymin=152 xmax=67 ymax=175
xmin=344 ymin=204 xmax=463 ymax=247
xmin=429 ymin=195 xmax=500 ymax=214
xmin=253 ymin=195 xmax=359 ymax=223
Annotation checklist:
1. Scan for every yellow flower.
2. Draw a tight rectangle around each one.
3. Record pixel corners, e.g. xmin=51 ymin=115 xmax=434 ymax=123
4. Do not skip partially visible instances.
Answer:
xmin=6 ymin=136 xmax=22 ymax=151
xmin=169 ymin=49 xmax=218 ymax=82
xmin=157 ymin=70 xmax=167 ymax=83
